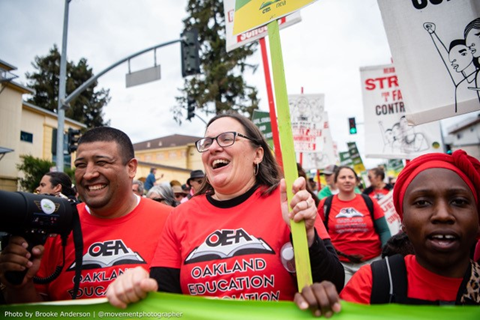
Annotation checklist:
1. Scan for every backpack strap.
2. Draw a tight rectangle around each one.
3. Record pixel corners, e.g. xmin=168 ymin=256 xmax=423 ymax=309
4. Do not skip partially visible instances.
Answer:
xmin=370 ymin=254 xmax=407 ymax=304
xmin=360 ymin=193 xmax=375 ymax=221
xmin=362 ymin=193 xmax=384 ymax=238
xmin=323 ymin=195 xmax=334 ymax=232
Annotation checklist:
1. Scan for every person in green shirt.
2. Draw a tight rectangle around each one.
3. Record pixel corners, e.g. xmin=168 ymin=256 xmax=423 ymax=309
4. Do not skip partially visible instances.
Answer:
xmin=317 ymin=165 xmax=339 ymax=199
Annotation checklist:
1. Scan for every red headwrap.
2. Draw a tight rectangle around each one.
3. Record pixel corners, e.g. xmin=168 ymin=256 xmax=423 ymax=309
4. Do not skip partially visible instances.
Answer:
xmin=393 ymin=149 xmax=480 ymax=220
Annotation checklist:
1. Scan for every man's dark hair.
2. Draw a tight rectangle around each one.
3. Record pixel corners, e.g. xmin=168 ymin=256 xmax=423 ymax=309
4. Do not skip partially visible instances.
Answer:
xmin=449 ymin=39 xmax=467 ymax=52
xmin=78 ymin=127 xmax=134 ymax=164
xmin=370 ymin=167 xmax=386 ymax=181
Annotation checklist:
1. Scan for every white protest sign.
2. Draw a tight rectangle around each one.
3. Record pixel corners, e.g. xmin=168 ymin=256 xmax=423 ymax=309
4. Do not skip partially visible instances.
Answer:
xmin=288 ymin=94 xmax=338 ymax=170
xmin=376 ymin=191 xmax=401 ymax=236
xmin=360 ymin=63 xmax=444 ymax=159
xmin=377 ymin=1 xmax=480 ymax=125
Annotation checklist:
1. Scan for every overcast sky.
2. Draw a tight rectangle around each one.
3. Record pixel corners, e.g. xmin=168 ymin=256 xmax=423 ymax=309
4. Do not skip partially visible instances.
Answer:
xmin=1 ymin=0 xmax=473 ymax=168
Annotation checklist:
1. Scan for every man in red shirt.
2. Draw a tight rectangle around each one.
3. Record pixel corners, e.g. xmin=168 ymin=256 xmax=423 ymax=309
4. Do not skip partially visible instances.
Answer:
xmin=0 ymin=127 xmax=171 ymax=303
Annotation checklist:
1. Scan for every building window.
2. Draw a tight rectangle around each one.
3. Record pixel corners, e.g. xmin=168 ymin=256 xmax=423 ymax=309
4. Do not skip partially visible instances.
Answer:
xmin=20 ymin=131 xmax=33 ymax=143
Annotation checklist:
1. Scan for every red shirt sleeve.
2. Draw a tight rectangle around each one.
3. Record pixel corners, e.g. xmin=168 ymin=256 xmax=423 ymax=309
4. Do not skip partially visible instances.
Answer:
xmin=339 ymin=264 xmax=373 ymax=304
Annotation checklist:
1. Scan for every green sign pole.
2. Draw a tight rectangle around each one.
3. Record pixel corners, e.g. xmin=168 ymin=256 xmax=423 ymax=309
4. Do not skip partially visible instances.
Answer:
xmin=267 ymin=20 xmax=312 ymax=291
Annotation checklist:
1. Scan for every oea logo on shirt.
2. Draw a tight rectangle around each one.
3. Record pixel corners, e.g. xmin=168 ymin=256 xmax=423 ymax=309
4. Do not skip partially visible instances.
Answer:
xmin=185 ymin=228 xmax=274 ymax=264
xmin=67 ymin=239 xmax=146 ymax=270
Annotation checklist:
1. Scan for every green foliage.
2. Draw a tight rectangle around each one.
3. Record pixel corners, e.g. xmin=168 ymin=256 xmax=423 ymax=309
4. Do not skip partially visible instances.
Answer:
xmin=25 ymin=45 xmax=111 ymax=128
xmin=16 ymin=155 xmax=55 ymax=192
xmin=174 ymin=0 xmax=260 ymax=123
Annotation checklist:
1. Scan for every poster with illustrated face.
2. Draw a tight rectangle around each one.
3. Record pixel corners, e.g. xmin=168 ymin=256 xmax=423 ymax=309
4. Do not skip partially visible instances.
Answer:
xmin=288 ymin=94 xmax=338 ymax=170
xmin=377 ymin=0 xmax=480 ymax=125
xmin=360 ymin=63 xmax=444 ymax=160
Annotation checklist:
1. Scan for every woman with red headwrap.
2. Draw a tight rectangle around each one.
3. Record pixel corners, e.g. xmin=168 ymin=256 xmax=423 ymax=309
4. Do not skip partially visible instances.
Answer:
xmin=294 ymin=150 xmax=480 ymax=317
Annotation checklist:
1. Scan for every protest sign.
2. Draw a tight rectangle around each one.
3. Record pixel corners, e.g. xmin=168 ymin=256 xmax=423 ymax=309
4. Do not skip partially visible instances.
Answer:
xmin=377 ymin=1 xmax=480 ymax=125
xmin=288 ymin=94 xmax=337 ymax=170
xmin=377 ymin=191 xmax=402 ymax=236
xmin=347 ymin=142 xmax=366 ymax=174
xmin=233 ymin=0 xmax=316 ymax=35
xmin=224 ymin=0 xmax=301 ymax=52
xmin=1 ymin=292 xmax=479 ymax=320
xmin=360 ymin=63 xmax=444 ymax=159
xmin=252 ymin=110 xmax=274 ymax=149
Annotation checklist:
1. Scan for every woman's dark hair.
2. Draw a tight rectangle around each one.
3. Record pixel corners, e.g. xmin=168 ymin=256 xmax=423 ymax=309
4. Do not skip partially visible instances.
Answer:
xmin=381 ymin=232 xmax=415 ymax=258
xmin=464 ymin=17 xmax=480 ymax=39
xmin=334 ymin=165 xmax=359 ymax=183
xmin=197 ymin=112 xmax=283 ymax=197
xmin=45 ymin=172 xmax=76 ymax=198
xmin=78 ymin=127 xmax=134 ymax=165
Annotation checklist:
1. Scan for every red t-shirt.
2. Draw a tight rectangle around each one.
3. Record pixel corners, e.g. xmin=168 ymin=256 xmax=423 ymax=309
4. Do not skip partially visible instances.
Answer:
xmin=340 ymin=255 xmax=463 ymax=303
xmin=35 ymin=198 xmax=171 ymax=300
xmin=151 ymin=187 xmax=329 ymax=301
xmin=318 ymin=194 xmax=385 ymax=262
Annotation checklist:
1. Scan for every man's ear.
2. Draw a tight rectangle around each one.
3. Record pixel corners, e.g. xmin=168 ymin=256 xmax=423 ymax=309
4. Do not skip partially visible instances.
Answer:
xmin=127 ymin=158 xmax=138 ymax=179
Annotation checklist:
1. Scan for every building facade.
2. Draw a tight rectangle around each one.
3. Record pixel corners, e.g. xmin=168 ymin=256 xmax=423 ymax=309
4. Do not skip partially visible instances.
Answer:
xmin=0 ymin=60 xmax=85 ymax=191
xmin=133 ymin=134 xmax=203 ymax=187
xmin=446 ymin=114 xmax=480 ymax=159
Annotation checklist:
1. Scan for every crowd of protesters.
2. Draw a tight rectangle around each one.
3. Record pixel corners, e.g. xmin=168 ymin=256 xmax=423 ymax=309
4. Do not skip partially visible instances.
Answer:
xmin=1 ymin=114 xmax=479 ymax=318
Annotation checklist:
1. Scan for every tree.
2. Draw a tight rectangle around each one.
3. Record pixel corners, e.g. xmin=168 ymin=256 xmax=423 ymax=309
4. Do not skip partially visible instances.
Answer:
xmin=25 ymin=45 xmax=111 ymax=128
xmin=173 ymin=0 xmax=260 ymax=124
xmin=16 ymin=155 xmax=55 ymax=192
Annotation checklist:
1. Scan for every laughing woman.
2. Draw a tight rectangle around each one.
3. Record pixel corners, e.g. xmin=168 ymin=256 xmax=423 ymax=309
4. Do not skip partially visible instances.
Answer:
xmin=107 ymin=113 xmax=345 ymax=308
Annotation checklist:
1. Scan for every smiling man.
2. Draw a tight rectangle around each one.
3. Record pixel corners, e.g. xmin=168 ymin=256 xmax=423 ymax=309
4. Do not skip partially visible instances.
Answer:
xmin=0 ymin=127 xmax=171 ymax=303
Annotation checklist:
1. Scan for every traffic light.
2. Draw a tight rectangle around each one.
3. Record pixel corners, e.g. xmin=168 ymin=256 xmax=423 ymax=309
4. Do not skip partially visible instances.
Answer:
xmin=67 ymin=128 xmax=81 ymax=154
xmin=181 ymin=28 xmax=201 ymax=77
xmin=445 ymin=144 xmax=452 ymax=155
xmin=186 ymin=97 xmax=196 ymax=121
xmin=348 ymin=117 xmax=357 ymax=134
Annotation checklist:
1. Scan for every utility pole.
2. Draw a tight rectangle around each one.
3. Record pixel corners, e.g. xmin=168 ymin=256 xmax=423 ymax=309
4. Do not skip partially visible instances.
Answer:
xmin=54 ymin=6 xmax=191 ymax=169
xmin=56 ymin=0 xmax=71 ymax=172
